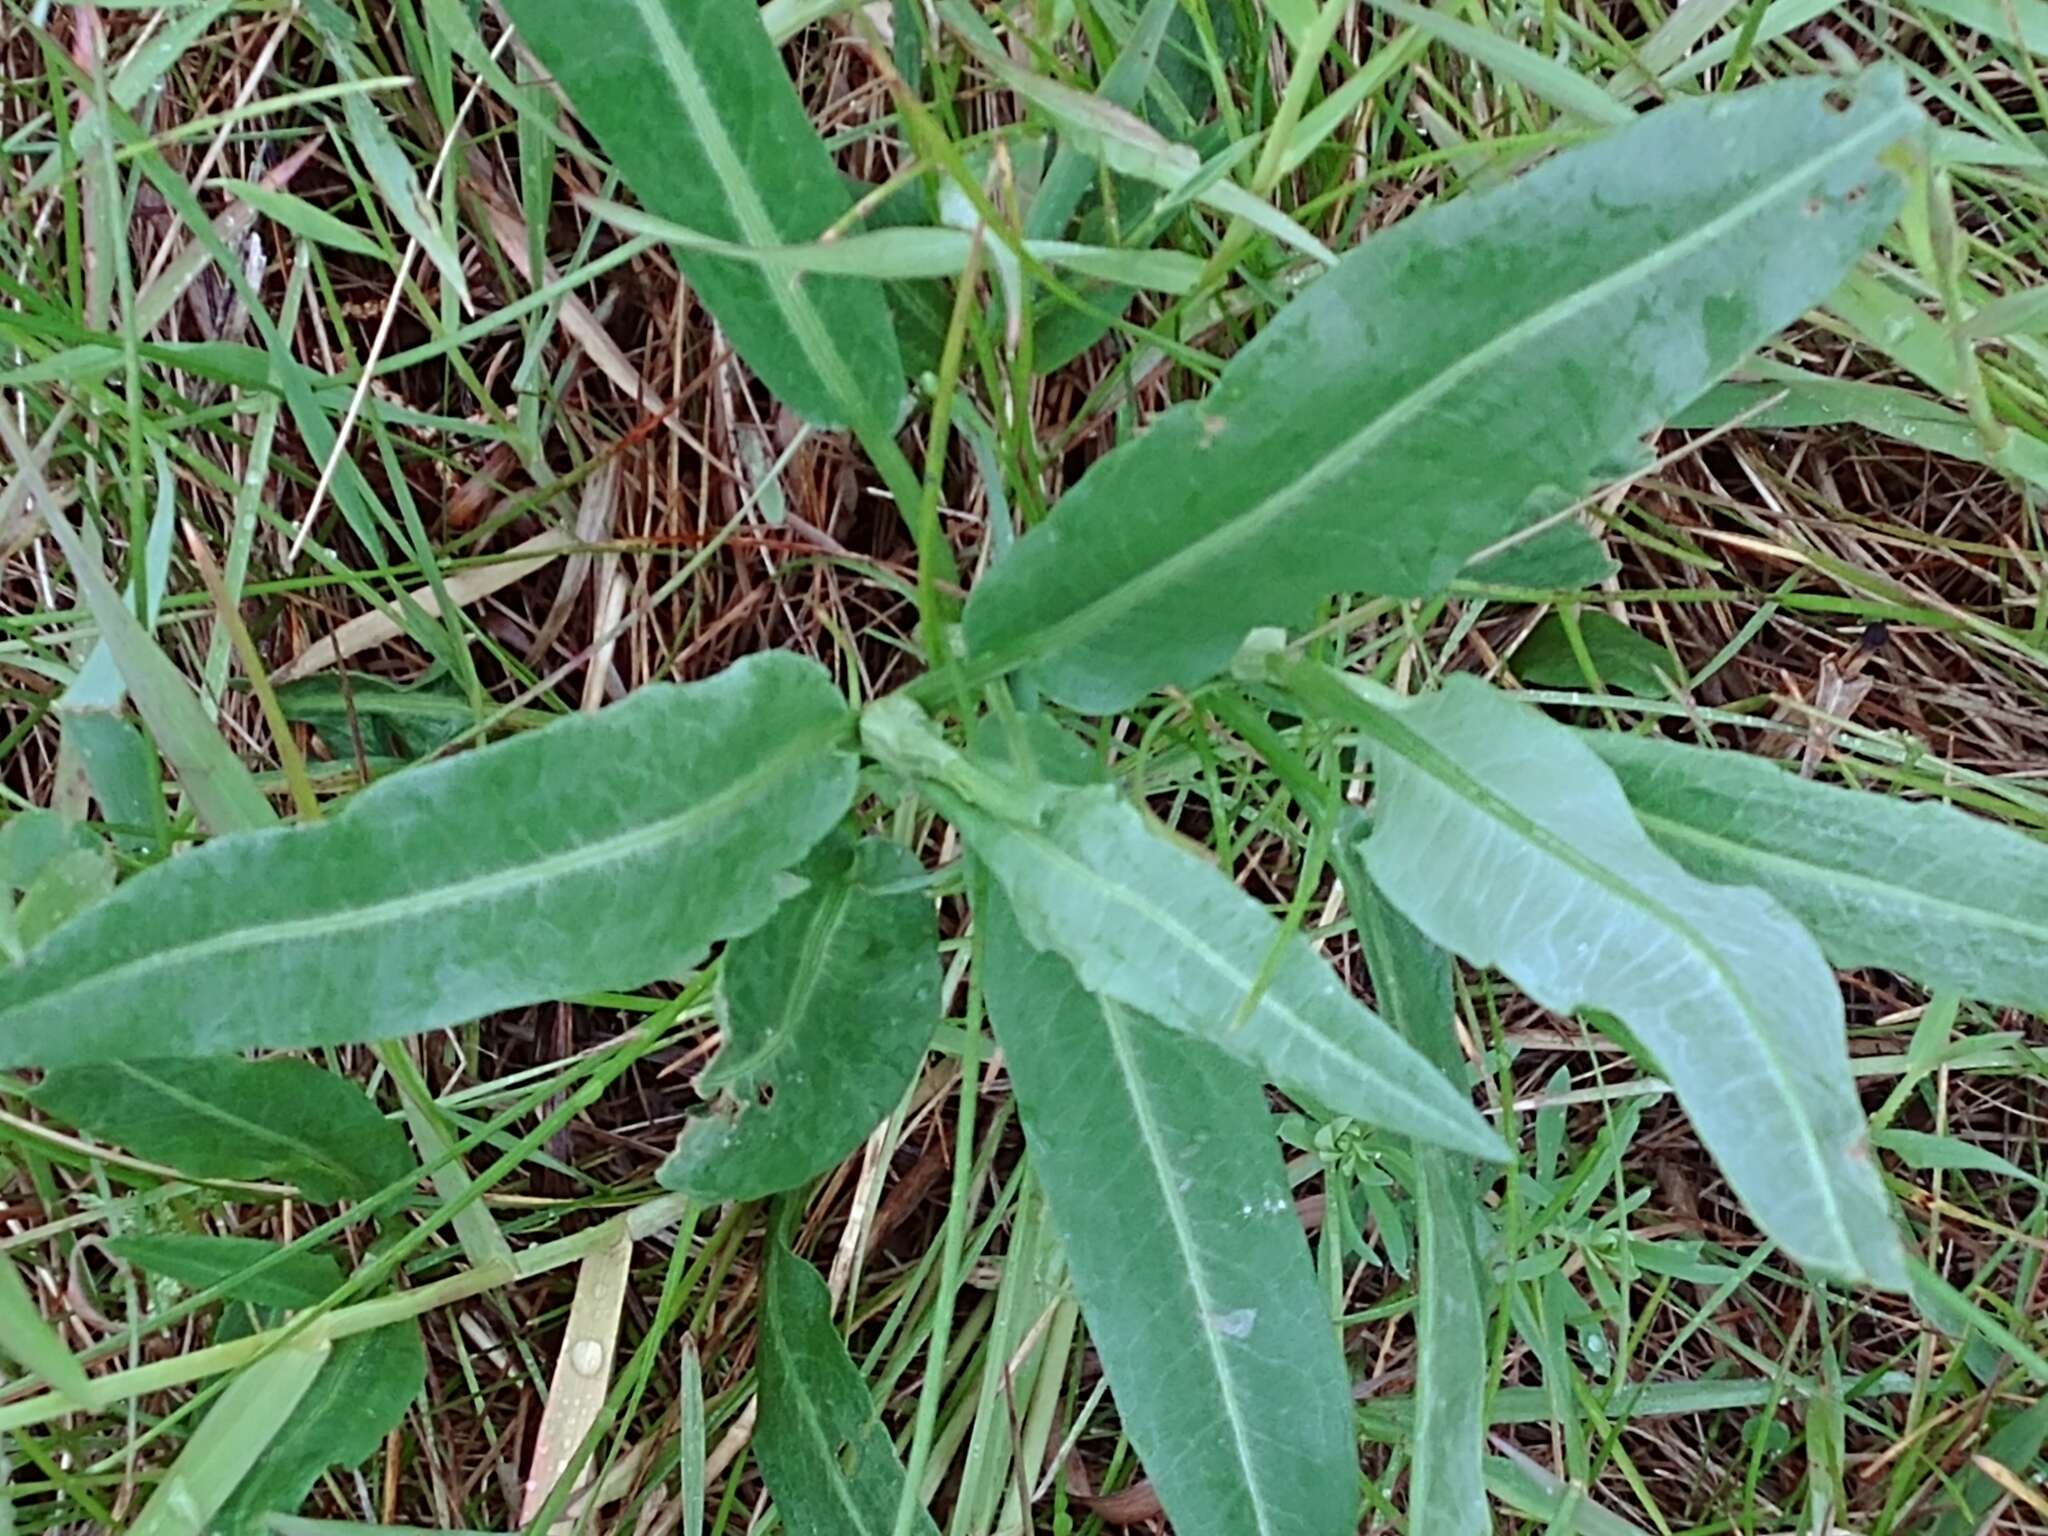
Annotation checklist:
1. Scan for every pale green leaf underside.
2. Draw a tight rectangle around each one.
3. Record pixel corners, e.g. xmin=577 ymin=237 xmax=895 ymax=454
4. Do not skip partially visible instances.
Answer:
xmin=758 ymin=1233 xmax=939 ymax=1536
xmin=660 ymin=834 xmax=940 ymax=1203
xmin=934 ymin=755 xmax=1503 ymax=1161
xmin=982 ymin=887 xmax=1356 ymax=1536
xmin=1588 ymin=732 xmax=2048 ymax=1015
xmin=0 ymin=652 xmax=856 ymax=1066
xmin=1347 ymin=675 xmax=1905 ymax=1288
xmin=499 ymin=0 xmax=902 ymax=428
xmin=964 ymin=71 xmax=1920 ymax=711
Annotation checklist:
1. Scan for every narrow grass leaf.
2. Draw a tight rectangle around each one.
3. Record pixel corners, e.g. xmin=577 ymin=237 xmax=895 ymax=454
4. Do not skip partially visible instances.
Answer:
xmin=861 ymin=702 xmax=1502 ymax=1159
xmin=1587 ymin=732 xmax=2048 ymax=1014
xmin=758 ymin=1228 xmax=940 ymax=1536
xmin=680 ymin=1335 xmax=705 ymax=1536
xmin=660 ymin=833 xmax=939 ymax=1203
xmin=212 ymin=1324 xmax=424 ymax=1536
xmin=520 ymin=1229 xmax=630 ymax=1523
xmin=0 ymin=653 xmax=856 ymax=1065
xmin=128 ymin=1337 xmax=330 ymax=1536
xmin=104 ymin=1236 xmax=342 ymax=1309
xmin=584 ymin=202 xmax=1207 ymax=292
xmin=1341 ymin=833 xmax=1491 ymax=1536
xmin=1932 ymin=1397 xmax=2048 ymax=1536
xmin=0 ymin=1257 xmax=92 ymax=1409
xmin=498 ymin=0 xmax=903 ymax=429
xmin=33 ymin=1058 xmax=412 ymax=1202
xmin=964 ymin=71 xmax=1920 ymax=711
xmin=214 ymin=180 xmax=384 ymax=258
xmin=0 ymin=433 xmax=272 ymax=834
xmin=1283 ymin=668 xmax=1905 ymax=1287
xmin=1371 ymin=0 xmax=1631 ymax=124
xmin=982 ymin=885 xmax=1356 ymax=1536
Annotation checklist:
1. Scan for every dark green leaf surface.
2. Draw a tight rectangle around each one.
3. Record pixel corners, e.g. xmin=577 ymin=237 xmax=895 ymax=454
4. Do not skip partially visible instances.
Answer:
xmin=904 ymin=719 xmax=1501 ymax=1161
xmin=982 ymin=886 xmax=1355 ymax=1536
xmin=0 ymin=653 xmax=856 ymax=1065
xmin=1511 ymin=612 xmax=1674 ymax=697
xmin=1341 ymin=830 xmax=1491 ymax=1536
xmin=964 ymin=71 xmax=1919 ymax=711
xmin=498 ymin=0 xmax=903 ymax=428
xmin=758 ymin=1229 xmax=939 ymax=1536
xmin=105 ymin=1235 xmax=342 ymax=1308
xmin=1295 ymin=669 xmax=1905 ymax=1287
xmin=212 ymin=1322 xmax=425 ymax=1536
xmin=1588 ymin=731 xmax=2048 ymax=1014
xmin=660 ymin=833 xmax=939 ymax=1203
xmin=34 ymin=1058 xmax=412 ymax=1203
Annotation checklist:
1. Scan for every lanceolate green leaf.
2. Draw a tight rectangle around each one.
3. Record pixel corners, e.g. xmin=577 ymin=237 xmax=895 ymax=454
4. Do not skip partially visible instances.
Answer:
xmin=212 ymin=1322 xmax=425 ymax=1536
xmin=1339 ymin=828 xmax=1491 ymax=1536
xmin=0 ymin=1256 xmax=92 ymax=1408
xmin=981 ymin=886 xmax=1356 ymax=1536
xmin=1586 ymin=732 xmax=2048 ymax=1014
xmin=498 ymin=0 xmax=903 ymax=429
xmin=105 ymin=1235 xmax=343 ymax=1309
xmin=0 ymin=653 xmax=856 ymax=1066
xmin=963 ymin=71 xmax=1920 ymax=712
xmin=1279 ymin=665 xmax=1905 ymax=1288
xmin=33 ymin=1058 xmax=412 ymax=1203
xmin=861 ymin=701 xmax=1502 ymax=1160
xmin=660 ymin=833 xmax=940 ymax=1203
xmin=758 ymin=1227 xmax=940 ymax=1536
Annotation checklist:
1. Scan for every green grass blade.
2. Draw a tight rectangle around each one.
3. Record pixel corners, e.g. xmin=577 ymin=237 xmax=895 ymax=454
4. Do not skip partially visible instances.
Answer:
xmin=0 ymin=1256 xmax=92 ymax=1410
xmin=963 ymin=71 xmax=1920 ymax=712
xmin=659 ymin=833 xmax=939 ymax=1203
xmin=1588 ymin=731 xmax=2048 ymax=1015
xmin=1277 ymin=662 xmax=1905 ymax=1289
xmin=215 ymin=1325 xmax=423 ymax=1535
xmin=982 ymin=883 xmax=1357 ymax=1536
xmin=0 ymin=653 xmax=856 ymax=1065
xmin=128 ymin=1339 xmax=331 ymax=1536
xmin=496 ymin=0 xmax=904 ymax=429
xmin=0 ymin=416 xmax=273 ymax=836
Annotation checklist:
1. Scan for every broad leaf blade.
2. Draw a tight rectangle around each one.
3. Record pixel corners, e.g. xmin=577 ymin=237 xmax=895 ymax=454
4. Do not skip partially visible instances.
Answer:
xmin=963 ymin=71 xmax=1920 ymax=711
xmin=1340 ymin=830 xmax=1492 ymax=1536
xmin=498 ymin=0 xmax=903 ymax=429
xmin=1587 ymin=732 xmax=2048 ymax=1014
xmin=661 ymin=833 xmax=939 ymax=1203
xmin=0 ymin=652 xmax=856 ymax=1066
xmin=899 ymin=718 xmax=1502 ymax=1161
xmin=212 ymin=1323 xmax=425 ymax=1536
xmin=104 ymin=1236 xmax=342 ymax=1308
xmin=1299 ymin=669 xmax=1905 ymax=1288
xmin=758 ymin=1228 xmax=939 ymax=1536
xmin=981 ymin=885 xmax=1356 ymax=1536
xmin=33 ymin=1058 xmax=412 ymax=1203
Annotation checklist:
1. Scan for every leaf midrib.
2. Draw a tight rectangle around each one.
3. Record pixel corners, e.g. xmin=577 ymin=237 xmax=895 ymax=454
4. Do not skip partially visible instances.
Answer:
xmin=974 ymin=795 xmax=1489 ymax=1155
xmin=1100 ymin=996 xmax=1282 ymax=1536
xmin=766 ymin=1263 xmax=891 ymax=1535
xmin=8 ymin=716 xmax=847 ymax=1016
xmin=1359 ymin=699 xmax=1853 ymax=1250
xmin=630 ymin=0 xmax=874 ymax=428
xmin=1632 ymin=807 xmax=2048 ymax=949
xmin=110 ymin=1062 xmax=354 ymax=1191
xmin=1011 ymin=97 xmax=1913 ymax=669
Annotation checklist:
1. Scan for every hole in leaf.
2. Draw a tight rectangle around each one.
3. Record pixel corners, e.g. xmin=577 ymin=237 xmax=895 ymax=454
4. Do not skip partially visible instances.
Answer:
xmin=755 ymin=1082 xmax=776 ymax=1108
xmin=1823 ymin=86 xmax=1854 ymax=113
